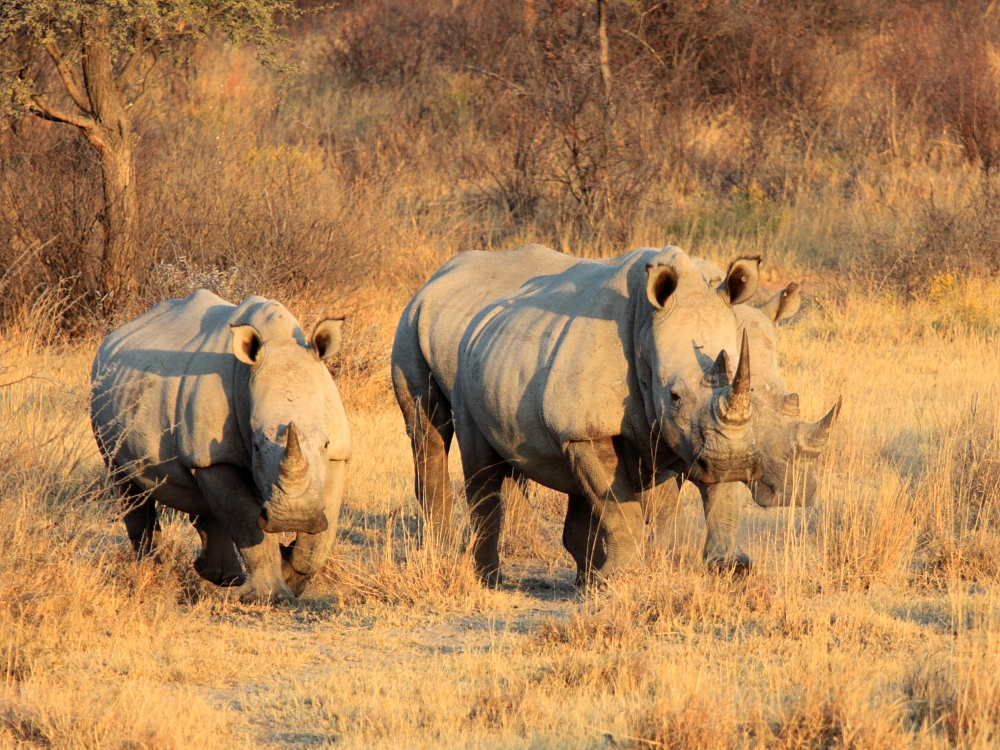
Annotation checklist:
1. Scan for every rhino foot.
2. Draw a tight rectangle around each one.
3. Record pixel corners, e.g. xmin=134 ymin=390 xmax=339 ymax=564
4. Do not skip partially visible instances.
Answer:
xmin=236 ymin=580 xmax=297 ymax=605
xmin=279 ymin=542 xmax=313 ymax=597
xmin=477 ymin=569 xmax=503 ymax=589
xmin=705 ymin=553 xmax=753 ymax=576
xmin=194 ymin=556 xmax=246 ymax=587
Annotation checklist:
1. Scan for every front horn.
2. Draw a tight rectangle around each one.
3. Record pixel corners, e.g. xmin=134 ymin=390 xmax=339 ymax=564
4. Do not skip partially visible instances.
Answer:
xmin=279 ymin=422 xmax=309 ymax=485
xmin=796 ymin=397 xmax=843 ymax=457
xmin=717 ymin=330 xmax=751 ymax=426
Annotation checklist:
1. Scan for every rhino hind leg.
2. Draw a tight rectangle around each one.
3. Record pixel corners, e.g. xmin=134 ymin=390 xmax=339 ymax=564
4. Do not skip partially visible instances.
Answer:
xmin=563 ymin=493 xmax=606 ymax=587
xmin=413 ymin=390 xmax=455 ymax=547
xmin=192 ymin=515 xmax=245 ymax=587
xmin=699 ymin=484 xmax=752 ymax=575
xmin=455 ymin=421 xmax=511 ymax=586
xmin=121 ymin=481 xmax=161 ymax=559
xmin=396 ymin=360 xmax=455 ymax=547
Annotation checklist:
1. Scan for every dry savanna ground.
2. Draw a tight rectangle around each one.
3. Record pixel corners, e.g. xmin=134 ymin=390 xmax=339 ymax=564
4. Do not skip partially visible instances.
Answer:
xmin=4 ymin=2 xmax=1000 ymax=747
xmin=3 ymin=267 xmax=1000 ymax=749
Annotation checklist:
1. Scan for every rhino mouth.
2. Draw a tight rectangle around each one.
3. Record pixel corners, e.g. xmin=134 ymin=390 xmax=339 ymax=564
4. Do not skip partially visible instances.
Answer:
xmin=687 ymin=454 xmax=761 ymax=485
xmin=257 ymin=506 xmax=329 ymax=534
xmin=751 ymin=471 xmax=817 ymax=508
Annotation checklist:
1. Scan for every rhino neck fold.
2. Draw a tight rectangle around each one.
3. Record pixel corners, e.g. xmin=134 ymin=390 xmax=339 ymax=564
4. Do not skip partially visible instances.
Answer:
xmin=231 ymin=359 xmax=254 ymax=466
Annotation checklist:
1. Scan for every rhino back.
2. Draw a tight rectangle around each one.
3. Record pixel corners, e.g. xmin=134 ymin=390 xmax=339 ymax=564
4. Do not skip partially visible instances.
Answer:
xmin=460 ymin=250 xmax=653 ymax=485
xmin=396 ymin=244 xmax=578 ymax=402
xmin=91 ymin=290 xmax=294 ymax=475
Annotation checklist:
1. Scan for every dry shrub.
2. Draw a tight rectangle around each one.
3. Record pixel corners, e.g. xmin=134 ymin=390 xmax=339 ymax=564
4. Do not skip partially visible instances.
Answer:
xmin=902 ymin=650 xmax=1000 ymax=746
xmin=466 ymin=674 xmax=537 ymax=734
xmin=630 ymin=691 xmax=734 ymax=750
xmin=333 ymin=531 xmax=493 ymax=612
xmin=874 ymin=1 xmax=1000 ymax=173
xmin=849 ymin=186 xmax=1000 ymax=298
xmin=754 ymin=693 xmax=892 ymax=750
xmin=0 ymin=678 xmax=233 ymax=750
xmin=916 ymin=388 xmax=1000 ymax=583
xmin=537 ymin=556 xmax=798 ymax=651
xmin=3 ymin=0 xmax=1000 ymax=334
xmin=537 ymin=648 xmax=650 ymax=698
xmin=819 ymin=472 xmax=920 ymax=590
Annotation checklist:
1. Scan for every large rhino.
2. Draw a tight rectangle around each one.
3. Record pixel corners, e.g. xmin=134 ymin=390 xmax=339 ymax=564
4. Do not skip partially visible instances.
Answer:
xmin=394 ymin=244 xmax=764 ymax=583
xmin=647 ymin=259 xmax=841 ymax=572
xmin=90 ymin=290 xmax=350 ymax=603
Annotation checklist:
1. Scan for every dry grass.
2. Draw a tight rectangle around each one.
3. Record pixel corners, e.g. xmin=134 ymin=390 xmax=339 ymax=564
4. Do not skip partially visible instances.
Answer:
xmin=2 ymin=3 xmax=1000 ymax=747
xmin=2 ymin=266 xmax=1000 ymax=749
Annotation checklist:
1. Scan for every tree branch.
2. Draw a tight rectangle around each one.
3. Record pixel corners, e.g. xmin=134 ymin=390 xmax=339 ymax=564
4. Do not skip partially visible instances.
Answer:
xmin=125 ymin=49 xmax=160 ymax=110
xmin=30 ymin=95 xmax=95 ymax=129
xmin=116 ymin=19 xmax=149 ymax=92
xmin=45 ymin=42 xmax=91 ymax=114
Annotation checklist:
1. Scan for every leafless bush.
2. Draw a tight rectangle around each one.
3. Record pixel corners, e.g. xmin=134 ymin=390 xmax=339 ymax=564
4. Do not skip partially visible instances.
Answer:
xmin=850 ymin=185 xmax=1000 ymax=297
xmin=874 ymin=2 xmax=1000 ymax=174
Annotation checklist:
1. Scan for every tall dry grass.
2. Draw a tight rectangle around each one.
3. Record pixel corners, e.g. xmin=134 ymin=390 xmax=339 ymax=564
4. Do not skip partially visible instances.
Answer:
xmin=2 ymin=1 xmax=1000 ymax=747
xmin=2 ymin=270 xmax=1000 ymax=748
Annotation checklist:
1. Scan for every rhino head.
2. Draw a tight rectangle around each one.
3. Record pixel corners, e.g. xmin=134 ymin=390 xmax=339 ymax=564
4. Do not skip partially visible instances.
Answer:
xmin=736 ymin=285 xmax=841 ymax=507
xmin=638 ymin=247 xmax=762 ymax=485
xmin=231 ymin=318 xmax=344 ymax=534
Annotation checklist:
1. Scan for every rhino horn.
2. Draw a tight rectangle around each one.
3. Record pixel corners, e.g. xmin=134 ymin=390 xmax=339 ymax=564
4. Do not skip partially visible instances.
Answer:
xmin=796 ymin=397 xmax=843 ymax=457
xmin=704 ymin=349 xmax=730 ymax=388
xmin=718 ymin=330 xmax=751 ymax=426
xmin=279 ymin=422 xmax=309 ymax=485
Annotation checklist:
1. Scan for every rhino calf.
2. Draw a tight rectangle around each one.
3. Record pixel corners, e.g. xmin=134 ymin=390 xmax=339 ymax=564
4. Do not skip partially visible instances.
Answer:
xmin=90 ymin=290 xmax=351 ymax=604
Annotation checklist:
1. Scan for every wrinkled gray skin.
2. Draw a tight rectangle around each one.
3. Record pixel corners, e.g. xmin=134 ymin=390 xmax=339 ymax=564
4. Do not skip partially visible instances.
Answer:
xmin=91 ymin=290 xmax=351 ymax=603
xmin=394 ymin=244 xmax=763 ymax=584
xmin=645 ymin=258 xmax=842 ymax=572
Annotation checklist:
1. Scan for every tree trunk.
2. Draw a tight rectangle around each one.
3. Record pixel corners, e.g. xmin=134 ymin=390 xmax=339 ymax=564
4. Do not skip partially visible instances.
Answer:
xmin=597 ymin=0 xmax=612 ymax=100
xmin=81 ymin=17 xmax=139 ymax=306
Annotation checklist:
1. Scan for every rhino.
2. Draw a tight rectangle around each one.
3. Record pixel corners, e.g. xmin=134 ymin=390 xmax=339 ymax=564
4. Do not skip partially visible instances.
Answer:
xmin=394 ymin=243 xmax=763 ymax=583
xmin=90 ymin=290 xmax=351 ymax=603
xmin=645 ymin=258 xmax=841 ymax=572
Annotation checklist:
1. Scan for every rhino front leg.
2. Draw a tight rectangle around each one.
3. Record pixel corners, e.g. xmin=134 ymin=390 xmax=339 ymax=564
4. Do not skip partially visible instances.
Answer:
xmin=565 ymin=438 xmax=645 ymax=585
xmin=192 ymin=464 xmax=294 ymax=604
xmin=281 ymin=459 xmax=348 ymax=597
xmin=641 ymin=473 xmax=684 ymax=549
xmin=700 ymin=483 xmax=752 ymax=574
xmin=192 ymin=515 xmax=245 ymax=587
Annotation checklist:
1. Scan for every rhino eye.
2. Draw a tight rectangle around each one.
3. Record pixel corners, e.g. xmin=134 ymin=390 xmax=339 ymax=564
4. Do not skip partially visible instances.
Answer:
xmin=669 ymin=390 xmax=682 ymax=407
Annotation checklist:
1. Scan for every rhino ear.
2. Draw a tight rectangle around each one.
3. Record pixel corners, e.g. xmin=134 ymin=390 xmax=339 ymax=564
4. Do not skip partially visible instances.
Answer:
xmin=645 ymin=263 xmax=679 ymax=311
xmin=721 ymin=256 xmax=761 ymax=305
xmin=231 ymin=325 xmax=262 ymax=365
xmin=313 ymin=318 xmax=344 ymax=361
xmin=760 ymin=283 xmax=802 ymax=324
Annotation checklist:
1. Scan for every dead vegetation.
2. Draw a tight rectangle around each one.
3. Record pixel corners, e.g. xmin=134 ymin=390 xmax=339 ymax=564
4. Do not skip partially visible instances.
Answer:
xmin=3 ymin=1 xmax=1000 ymax=747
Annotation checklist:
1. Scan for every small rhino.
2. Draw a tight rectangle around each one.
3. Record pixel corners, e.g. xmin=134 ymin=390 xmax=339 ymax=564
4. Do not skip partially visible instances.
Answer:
xmin=90 ymin=290 xmax=350 ymax=603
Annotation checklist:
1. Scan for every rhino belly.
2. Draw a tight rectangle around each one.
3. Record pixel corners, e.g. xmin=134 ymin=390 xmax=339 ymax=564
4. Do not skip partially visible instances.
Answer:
xmin=503 ymin=450 xmax=580 ymax=495
xmin=469 ymin=395 xmax=581 ymax=495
